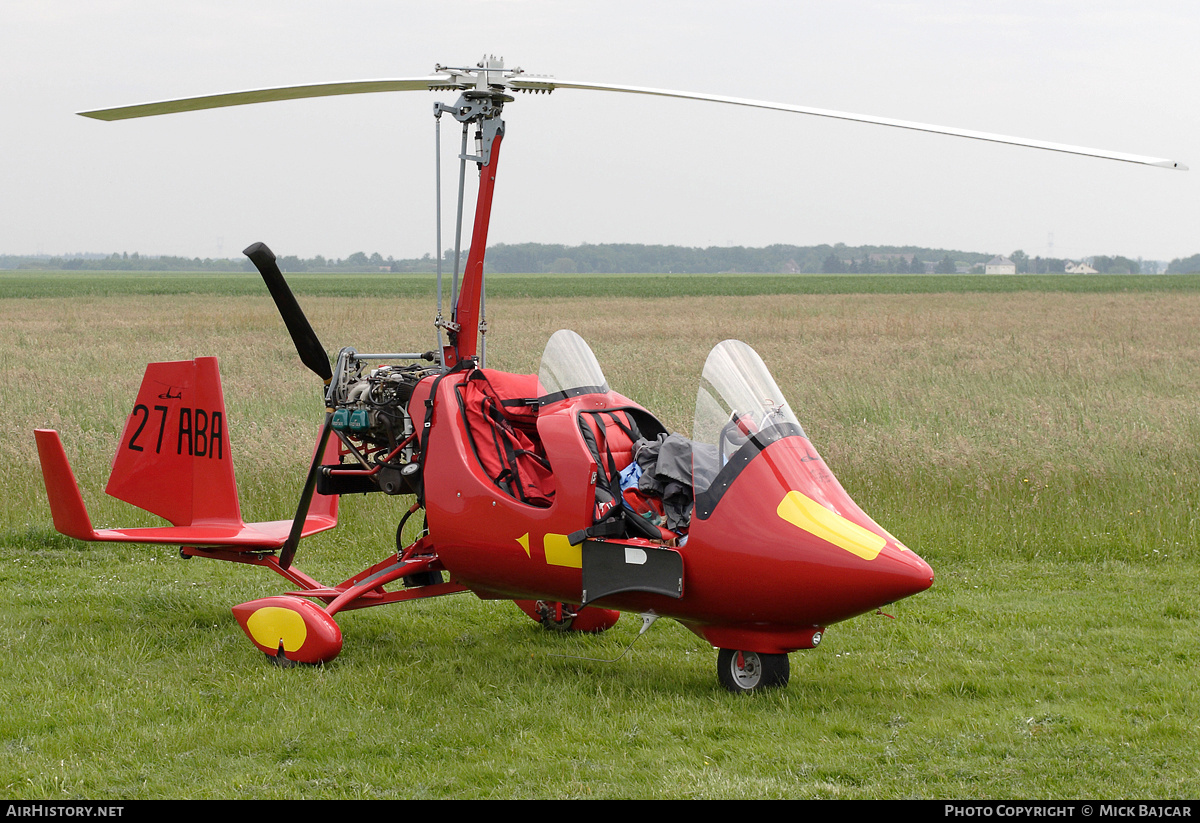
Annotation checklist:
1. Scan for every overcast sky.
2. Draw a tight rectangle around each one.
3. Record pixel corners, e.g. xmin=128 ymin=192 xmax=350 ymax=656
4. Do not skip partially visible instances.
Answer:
xmin=2 ymin=1 xmax=1197 ymax=263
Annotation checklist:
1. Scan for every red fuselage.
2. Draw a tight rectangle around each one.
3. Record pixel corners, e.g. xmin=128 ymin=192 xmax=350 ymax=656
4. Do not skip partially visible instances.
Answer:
xmin=413 ymin=369 xmax=932 ymax=655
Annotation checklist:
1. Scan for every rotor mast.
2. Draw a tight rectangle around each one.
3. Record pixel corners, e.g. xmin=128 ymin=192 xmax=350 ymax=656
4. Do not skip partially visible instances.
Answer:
xmin=433 ymin=56 xmax=513 ymax=368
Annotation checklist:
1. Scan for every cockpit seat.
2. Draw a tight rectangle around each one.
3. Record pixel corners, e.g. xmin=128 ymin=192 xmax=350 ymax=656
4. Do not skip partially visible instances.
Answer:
xmin=578 ymin=409 xmax=676 ymax=542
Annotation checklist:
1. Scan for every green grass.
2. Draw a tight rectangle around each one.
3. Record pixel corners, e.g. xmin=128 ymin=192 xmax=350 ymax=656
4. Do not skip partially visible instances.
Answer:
xmin=1 ymin=274 xmax=1199 ymax=798
xmin=5 ymin=270 xmax=1200 ymax=300
xmin=0 ymin=541 xmax=1193 ymax=798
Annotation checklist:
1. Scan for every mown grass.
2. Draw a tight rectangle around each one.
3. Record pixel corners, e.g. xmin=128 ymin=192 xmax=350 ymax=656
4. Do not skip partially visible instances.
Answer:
xmin=1 ymin=273 xmax=1198 ymax=798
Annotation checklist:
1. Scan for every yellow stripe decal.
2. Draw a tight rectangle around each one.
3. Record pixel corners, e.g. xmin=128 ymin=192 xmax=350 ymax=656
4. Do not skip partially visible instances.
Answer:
xmin=776 ymin=491 xmax=887 ymax=561
xmin=544 ymin=533 xmax=582 ymax=568
xmin=516 ymin=533 xmax=530 ymax=558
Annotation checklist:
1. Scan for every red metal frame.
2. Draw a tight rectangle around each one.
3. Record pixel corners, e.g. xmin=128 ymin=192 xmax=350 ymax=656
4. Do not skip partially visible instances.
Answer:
xmin=445 ymin=132 xmax=503 ymax=366
xmin=184 ymin=537 xmax=468 ymax=614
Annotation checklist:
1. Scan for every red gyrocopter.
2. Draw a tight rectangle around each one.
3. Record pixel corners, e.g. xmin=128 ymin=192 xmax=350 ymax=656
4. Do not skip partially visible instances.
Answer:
xmin=35 ymin=57 xmax=1183 ymax=692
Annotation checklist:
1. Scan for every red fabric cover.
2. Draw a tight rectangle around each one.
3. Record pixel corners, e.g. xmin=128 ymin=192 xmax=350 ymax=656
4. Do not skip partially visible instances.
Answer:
xmin=458 ymin=370 xmax=554 ymax=507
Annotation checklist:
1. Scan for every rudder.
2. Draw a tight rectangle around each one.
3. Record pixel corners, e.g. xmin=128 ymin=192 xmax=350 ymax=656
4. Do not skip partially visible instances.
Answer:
xmin=105 ymin=357 xmax=242 ymax=527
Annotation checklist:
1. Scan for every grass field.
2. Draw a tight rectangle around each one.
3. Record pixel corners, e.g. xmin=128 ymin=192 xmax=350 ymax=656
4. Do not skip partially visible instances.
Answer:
xmin=1 ymin=272 xmax=1198 ymax=798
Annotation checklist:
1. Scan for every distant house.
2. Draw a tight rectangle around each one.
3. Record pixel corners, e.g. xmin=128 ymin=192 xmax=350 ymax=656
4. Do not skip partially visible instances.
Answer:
xmin=985 ymin=256 xmax=1016 ymax=275
xmin=1065 ymin=261 xmax=1098 ymax=274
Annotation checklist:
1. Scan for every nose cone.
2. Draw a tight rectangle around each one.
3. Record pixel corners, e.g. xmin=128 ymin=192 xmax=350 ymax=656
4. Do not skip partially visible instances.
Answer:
xmin=872 ymin=539 xmax=935 ymax=604
xmin=687 ymin=437 xmax=934 ymax=627
xmin=772 ymin=485 xmax=932 ymax=607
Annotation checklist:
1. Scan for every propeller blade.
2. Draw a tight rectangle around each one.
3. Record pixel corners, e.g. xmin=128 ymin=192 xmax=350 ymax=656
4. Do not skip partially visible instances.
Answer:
xmin=78 ymin=77 xmax=458 ymax=120
xmin=279 ymin=414 xmax=333 ymax=571
xmin=244 ymin=242 xmax=332 ymax=383
xmin=509 ymin=77 xmax=1187 ymax=171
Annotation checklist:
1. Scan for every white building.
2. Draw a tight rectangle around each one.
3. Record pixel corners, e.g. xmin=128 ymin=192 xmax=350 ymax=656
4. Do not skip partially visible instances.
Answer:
xmin=1065 ymin=261 xmax=1098 ymax=274
xmin=985 ymin=256 xmax=1016 ymax=275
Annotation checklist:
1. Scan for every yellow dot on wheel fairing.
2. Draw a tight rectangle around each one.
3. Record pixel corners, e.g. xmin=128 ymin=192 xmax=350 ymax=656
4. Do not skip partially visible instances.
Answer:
xmin=231 ymin=596 xmax=343 ymax=664
xmin=245 ymin=606 xmax=308 ymax=652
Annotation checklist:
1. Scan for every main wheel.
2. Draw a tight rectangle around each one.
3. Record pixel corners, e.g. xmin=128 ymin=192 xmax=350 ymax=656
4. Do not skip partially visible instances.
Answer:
xmin=717 ymin=648 xmax=790 ymax=693
xmin=535 ymin=599 xmax=576 ymax=631
xmin=513 ymin=600 xmax=620 ymax=633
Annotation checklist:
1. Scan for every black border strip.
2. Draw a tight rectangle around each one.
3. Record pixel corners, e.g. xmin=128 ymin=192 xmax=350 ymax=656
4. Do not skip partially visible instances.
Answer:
xmin=693 ymin=423 xmax=807 ymax=520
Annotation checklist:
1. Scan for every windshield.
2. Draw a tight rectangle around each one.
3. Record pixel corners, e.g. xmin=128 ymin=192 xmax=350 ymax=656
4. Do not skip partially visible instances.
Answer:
xmin=692 ymin=339 xmax=805 ymax=493
xmin=538 ymin=329 xmax=610 ymax=400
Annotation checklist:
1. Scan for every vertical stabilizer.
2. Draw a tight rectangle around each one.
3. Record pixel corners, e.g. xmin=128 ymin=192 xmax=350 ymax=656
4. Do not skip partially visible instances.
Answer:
xmin=105 ymin=357 xmax=242 ymax=527
xmin=33 ymin=429 xmax=98 ymax=541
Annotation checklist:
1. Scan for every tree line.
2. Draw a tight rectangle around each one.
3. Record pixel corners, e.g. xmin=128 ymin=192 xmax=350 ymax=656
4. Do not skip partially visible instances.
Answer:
xmin=1165 ymin=253 xmax=1200 ymax=274
xmin=0 ymin=244 xmax=1187 ymax=274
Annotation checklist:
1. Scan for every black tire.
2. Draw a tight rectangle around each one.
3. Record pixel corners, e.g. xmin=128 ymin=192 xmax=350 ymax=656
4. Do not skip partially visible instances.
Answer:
xmin=535 ymin=600 xmax=576 ymax=632
xmin=268 ymin=647 xmax=299 ymax=668
xmin=513 ymin=600 xmax=620 ymax=632
xmin=716 ymin=648 xmax=790 ymax=693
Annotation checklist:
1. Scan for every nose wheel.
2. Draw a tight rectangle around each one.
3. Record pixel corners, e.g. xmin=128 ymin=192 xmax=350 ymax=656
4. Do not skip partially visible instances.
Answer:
xmin=717 ymin=648 xmax=789 ymax=693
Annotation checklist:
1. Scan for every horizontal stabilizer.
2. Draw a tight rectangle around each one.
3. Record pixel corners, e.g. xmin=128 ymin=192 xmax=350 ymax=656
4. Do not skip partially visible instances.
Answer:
xmin=34 ymin=428 xmax=338 ymax=550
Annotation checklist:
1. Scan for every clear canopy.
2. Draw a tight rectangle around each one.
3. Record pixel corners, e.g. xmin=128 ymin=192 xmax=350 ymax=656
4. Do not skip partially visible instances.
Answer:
xmin=693 ymin=340 xmax=804 ymax=486
xmin=538 ymin=329 xmax=610 ymax=398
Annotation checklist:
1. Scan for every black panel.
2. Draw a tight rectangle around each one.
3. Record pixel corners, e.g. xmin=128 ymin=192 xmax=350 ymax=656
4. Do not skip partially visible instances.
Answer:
xmin=581 ymin=540 xmax=684 ymax=607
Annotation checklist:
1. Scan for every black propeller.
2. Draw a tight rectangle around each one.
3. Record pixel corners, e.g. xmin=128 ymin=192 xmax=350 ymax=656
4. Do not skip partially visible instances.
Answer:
xmin=244 ymin=242 xmax=333 ymax=383
xmin=244 ymin=241 xmax=334 ymax=570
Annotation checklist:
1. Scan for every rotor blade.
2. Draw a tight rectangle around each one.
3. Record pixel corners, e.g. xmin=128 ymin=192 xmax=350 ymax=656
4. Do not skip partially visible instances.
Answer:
xmin=78 ymin=76 xmax=459 ymax=121
xmin=76 ymin=64 xmax=1184 ymax=170
xmin=244 ymin=242 xmax=332 ymax=383
xmin=509 ymin=77 xmax=1187 ymax=171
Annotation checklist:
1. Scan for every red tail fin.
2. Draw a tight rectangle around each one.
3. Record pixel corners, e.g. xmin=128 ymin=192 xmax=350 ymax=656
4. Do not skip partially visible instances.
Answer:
xmin=33 ymin=429 xmax=97 ymax=541
xmin=105 ymin=357 xmax=240 ymax=527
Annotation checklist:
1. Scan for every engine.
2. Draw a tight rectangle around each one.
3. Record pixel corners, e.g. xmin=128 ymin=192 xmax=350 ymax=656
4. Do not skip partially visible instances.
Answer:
xmin=323 ymin=348 xmax=440 ymax=495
